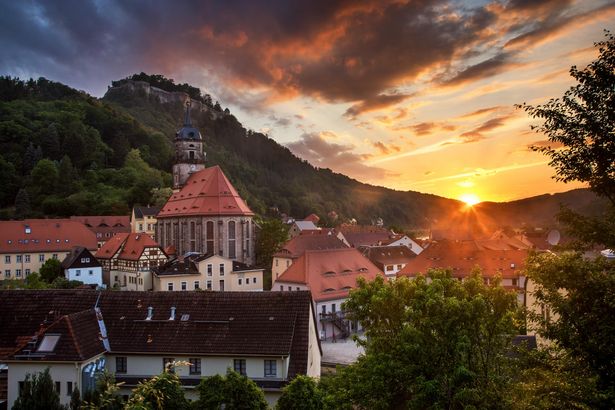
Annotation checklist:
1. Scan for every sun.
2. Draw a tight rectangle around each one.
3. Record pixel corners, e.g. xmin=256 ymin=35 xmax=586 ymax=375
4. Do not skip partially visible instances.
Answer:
xmin=459 ymin=193 xmax=481 ymax=206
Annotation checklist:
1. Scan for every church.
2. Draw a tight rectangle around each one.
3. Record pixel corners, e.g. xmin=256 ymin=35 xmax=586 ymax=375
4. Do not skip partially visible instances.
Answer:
xmin=155 ymin=102 xmax=255 ymax=265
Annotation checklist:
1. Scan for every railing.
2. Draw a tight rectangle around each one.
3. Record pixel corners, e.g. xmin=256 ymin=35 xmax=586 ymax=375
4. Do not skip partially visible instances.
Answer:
xmin=319 ymin=311 xmax=351 ymax=338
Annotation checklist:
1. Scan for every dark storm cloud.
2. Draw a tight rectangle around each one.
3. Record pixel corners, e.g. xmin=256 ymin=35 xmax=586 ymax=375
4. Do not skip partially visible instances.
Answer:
xmin=441 ymin=53 xmax=522 ymax=86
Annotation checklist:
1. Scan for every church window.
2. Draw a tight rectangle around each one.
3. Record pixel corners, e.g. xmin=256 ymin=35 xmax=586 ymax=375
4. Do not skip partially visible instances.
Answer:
xmin=189 ymin=151 xmax=195 ymax=160
xmin=190 ymin=222 xmax=196 ymax=251
xmin=228 ymin=221 xmax=236 ymax=259
xmin=206 ymin=222 xmax=214 ymax=254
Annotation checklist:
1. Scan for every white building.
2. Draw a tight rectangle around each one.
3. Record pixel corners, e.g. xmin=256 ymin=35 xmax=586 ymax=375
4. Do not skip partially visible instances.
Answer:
xmin=61 ymin=246 xmax=103 ymax=286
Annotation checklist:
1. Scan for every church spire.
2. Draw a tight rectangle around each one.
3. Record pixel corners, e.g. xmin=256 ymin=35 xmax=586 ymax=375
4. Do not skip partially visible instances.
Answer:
xmin=183 ymin=100 xmax=192 ymax=126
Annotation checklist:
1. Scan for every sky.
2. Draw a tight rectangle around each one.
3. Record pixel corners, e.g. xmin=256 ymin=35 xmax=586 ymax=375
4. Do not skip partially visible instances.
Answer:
xmin=1 ymin=0 xmax=613 ymax=203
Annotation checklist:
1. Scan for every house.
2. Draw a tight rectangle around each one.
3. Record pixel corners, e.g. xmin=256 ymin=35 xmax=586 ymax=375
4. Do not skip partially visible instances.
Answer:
xmin=272 ymin=248 xmax=382 ymax=340
xmin=0 ymin=289 xmax=321 ymax=408
xmin=381 ymin=234 xmax=424 ymax=255
xmin=70 ymin=216 xmax=131 ymax=248
xmin=288 ymin=221 xmax=320 ymax=238
xmin=152 ymin=253 xmax=264 ymax=292
xmin=360 ymin=245 xmax=416 ymax=277
xmin=0 ymin=219 xmax=97 ymax=281
xmin=95 ymin=233 xmax=168 ymax=291
xmin=155 ymin=105 xmax=256 ymax=265
xmin=336 ymin=225 xmax=393 ymax=248
xmin=396 ymin=239 xmax=529 ymax=305
xmin=303 ymin=213 xmax=320 ymax=224
xmin=131 ymin=206 xmax=160 ymax=237
xmin=60 ymin=246 xmax=103 ymax=287
xmin=272 ymin=233 xmax=348 ymax=281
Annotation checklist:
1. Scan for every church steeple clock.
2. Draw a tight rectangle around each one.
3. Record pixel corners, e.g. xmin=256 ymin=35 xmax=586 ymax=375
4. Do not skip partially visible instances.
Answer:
xmin=172 ymin=100 xmax=206 ymax=191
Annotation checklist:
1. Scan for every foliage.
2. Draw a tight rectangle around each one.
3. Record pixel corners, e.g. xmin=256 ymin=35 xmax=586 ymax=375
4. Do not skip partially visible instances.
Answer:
xmin=524 ymin=251 xmax=615 ymax=406
xmin=125 ymin=367 xmax=189 ymax=410
xmin=69 ymin=387 xmax=82 ymax=410
xmin=255 ymin=217 xmax=289 ymax=289
xmin=276 ymin=375 xmax=324 ymax=410
xmin=111 ymin=73 xmax=212 ymax=106
xmin=82 ymin=371 xmax=124 ymax=410
xmin=39 ymin=258 xmax=63 ymax=283
xmin=324 ymin=271 xmax=520 ymax=409
xmin=12 ymin=368 xmax=64 ymax=410
xmin=195 ymin=370 xmax=268 ymax=410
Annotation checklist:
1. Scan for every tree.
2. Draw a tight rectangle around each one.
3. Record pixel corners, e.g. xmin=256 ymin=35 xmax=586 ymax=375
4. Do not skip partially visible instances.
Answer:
xmin=125 ymin=366 xmax=189 ymax=410
xmin=524 ymin=252 xmax=615 ymax=407
xmin=12 ymin=368 xmax=64 ymax=410
xmin=255 ymin=217 xmax=289 ymax=289
xmin=70 ymin=387 xmax=82 ymax=410
xmin=82 ymin=371 xmax=124 ymax=410
xmin=195 ymin=370 xmax=268 ymax=410
xmin=39 ymin=258 xmax=63 ymax=283
xmin=324 ymin=271 xmax=520 ymax=409
xmin=276 ymin=375 xmax=324 ymax=410
xmin=14 ymin=187 xmax=31 ymax=219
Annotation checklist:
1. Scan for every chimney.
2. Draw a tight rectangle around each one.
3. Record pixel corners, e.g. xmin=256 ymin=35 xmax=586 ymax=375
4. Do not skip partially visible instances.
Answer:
xmin=146 ymin=306 xmax=153 ymax=320
xmin=169 ymin=306 xmax=176 ymax=321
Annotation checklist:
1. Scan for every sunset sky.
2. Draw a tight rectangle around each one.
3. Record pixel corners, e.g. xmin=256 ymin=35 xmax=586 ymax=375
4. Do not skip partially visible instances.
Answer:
xmin=2 ymin=0 xmax=613 ymax=203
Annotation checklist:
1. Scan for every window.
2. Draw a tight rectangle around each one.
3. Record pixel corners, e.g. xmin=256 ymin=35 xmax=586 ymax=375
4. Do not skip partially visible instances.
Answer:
xmin=39 ymin=254 xmax=45 ymax=262
xmin=4 ymin=255 xmax=10 ymax=263
xmin=4 ymin=270 xmax=10 ymax=278
xmin=264 ymin=360 xmax=277 ymax=377
xmin=219 ymin=263 xmax=225 ymax=275
xmin=181 ymin=281 xmax=187 ymax=291
xmin=331 ymin=303 xmax=336 ymax=313
xmin=234 ymin=359 xmax=246 ymax=376
xmin=275 ymin=259 xmax=278 ymax=267
xmin=167 ymin=283 xmax=174 ymax=291
xmin=253 ymin=278 xmax=257 ymax=284
xmin=386 ymin=265 xmax=394 ymax=271
xmin=16 ymin=269 xmax=21 ymax=277
xmin=25 ymin=269 xmax=30 ymax=276
xmin=76 ymin=269 xmax=81 ymax=276
xmin=81 ymin=257 xmax=90 ymax=263
xmin=207 ymin=280 xmax=212 ymax=290
xmin=189 ymin=358 xmax=201 ymax=375
xmin=207 ymin=264 xmax=212 ymax=276
xmin=24 ymin=254 xmax=30 ymax=263
xmin=52 ymin=254 xmax=58 ymax=259
xmin=321 ymin=305 xmax=326 ymax=315
xmin=16 ymin=255 xmax=22 ymax=263
xmin=138 ymin=223 xmax=144 ymax=231
xmin=228 ymin=221 xmax=236 ymax=259
xmin=219 ymin=280 xmax=225 ymax=291
xmin=238 ymin=278 xmax=242 ymax=285
xmin=163 ymin=358 xmax=175 ymax=372
xmin=55 ymin=382 xmax=61 ymax=394
xmin=67 ymin=381 xmax=73 ymax=396
xmin=194 ymin=281 xmax=200 ymax=289
xmin=89 ymin=270 xmax=94 ymax=275
xmin=512 ymin=278 xmax=518 ymax=287
xmin=206 ymin=221 xmax=214 ymax=253
xmin=296 ymin=287 xmax=300 ymax=291
xmin=280 ymin=285 xmax=284 ymax=291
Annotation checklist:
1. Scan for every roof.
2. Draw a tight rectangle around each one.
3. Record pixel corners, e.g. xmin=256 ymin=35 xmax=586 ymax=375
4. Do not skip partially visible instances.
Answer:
xmin=60 ymin=246 xmax=100 ymax=269
xmin=293 ymin=221 xmax=318 ymax=231
xmin=152 ymin=258 xmax=199 ymax=277
xmin=397 ymin=240 xmax=528 ymax=279
xmin=276 ymin=248 xmax=382 ymax=302
xmin=157 ymin=166 xmax=254 ymax=218
xmin=360 ymin=245 xmax=416 ymax=269
xmin=0 ymin=219 xmax=97 ymax=254
xmin=70 ymin=216 xmax=130 ymax=229
xmin=0 ymin=290 xmax=316 ymax=378
xmin=274 ymin=233 xmax=348 ymax=259
xmin=303 ymin=214 xmax=320 ymax=223
xmin=96 ymin=233 xmax=163 ymax=261
xmin=133 ymin=206 xmax=161 ymax=219
xmin=341 ymin=231 xmax=393 ymax=248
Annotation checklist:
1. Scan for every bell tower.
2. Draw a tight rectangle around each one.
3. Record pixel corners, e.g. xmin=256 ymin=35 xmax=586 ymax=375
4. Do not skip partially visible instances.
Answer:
xmin=172 ymin=100 xmax=206 ymax=191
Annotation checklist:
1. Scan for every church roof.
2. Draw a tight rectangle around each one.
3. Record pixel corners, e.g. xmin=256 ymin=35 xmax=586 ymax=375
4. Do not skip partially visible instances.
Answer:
xmin=176 ymin=101 xmax=202 ymax=140
xmin=158 ymin=166 xmax=254 ymax=218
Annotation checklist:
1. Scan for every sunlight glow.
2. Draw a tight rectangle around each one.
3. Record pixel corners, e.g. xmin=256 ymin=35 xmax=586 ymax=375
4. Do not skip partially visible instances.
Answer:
xmin=459 ymin=193 xmax=481 ymax=206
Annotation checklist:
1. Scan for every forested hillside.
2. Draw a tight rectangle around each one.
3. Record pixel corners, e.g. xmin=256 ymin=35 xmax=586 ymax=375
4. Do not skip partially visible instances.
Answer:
xmin=0 ymin=74 xmax=603 ymax=231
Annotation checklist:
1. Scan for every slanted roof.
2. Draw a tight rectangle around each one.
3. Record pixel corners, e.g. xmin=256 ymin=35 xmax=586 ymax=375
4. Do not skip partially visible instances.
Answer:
xmin=397 ymin=240 xmax=528 ymax=279
xmin=0 ymin=290 xmax=317 ymax=378
xmin=95 ymin=233 xmax=162 ymax=261
xmin=152 ymin=258 xmax=199 ymax=277
xmin=360 ymin=245 xmax=416 ymax=270
xmin=0 ymin=219 xmax=97 ymax=254
xmin=133 ymin=206 xmax=161 ymax=219
xmin=158 ymin=166 xmax=253 ymax=218
xmin=61 ymin=246 xmax=99 ymax=269
xmin=293 ymin=221 xmax=318 ymax=231
xmin=70 ymin=216 xmax=130 ymax=229
xmin=276 ymin=248 xmax=382 ymax=302
xmin=303 ymin=214 xmax=320 ymax=223
xmin=274 ymin=233 xmax=348 ymax=259
xmin=95 ymin=233 xmax=129 ymax=260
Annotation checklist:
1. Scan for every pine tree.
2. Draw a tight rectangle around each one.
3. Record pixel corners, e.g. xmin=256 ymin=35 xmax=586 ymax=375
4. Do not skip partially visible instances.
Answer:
xmin=12 ymin=368 xmax=64 ymax=410
xmin=14 ymin=188 xmax=31 ymax=219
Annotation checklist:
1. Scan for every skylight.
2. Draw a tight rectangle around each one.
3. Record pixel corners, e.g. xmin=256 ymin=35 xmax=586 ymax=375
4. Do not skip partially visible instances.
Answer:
xmin=37 ymin=334 xmax=61 ymax=352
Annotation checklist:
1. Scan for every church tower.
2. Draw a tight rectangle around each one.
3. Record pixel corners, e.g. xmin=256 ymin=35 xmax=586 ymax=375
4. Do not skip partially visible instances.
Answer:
xmin=172 ymin=101 xmax=206 ymax=191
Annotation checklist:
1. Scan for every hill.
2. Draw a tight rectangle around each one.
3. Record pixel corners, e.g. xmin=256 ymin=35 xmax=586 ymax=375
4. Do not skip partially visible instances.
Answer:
xmin=0 ymin=74 xmax=605 ymax=233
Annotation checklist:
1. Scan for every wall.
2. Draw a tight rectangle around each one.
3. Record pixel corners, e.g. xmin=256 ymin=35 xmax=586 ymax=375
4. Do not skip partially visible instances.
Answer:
xmin=66 ymin=266 xmax=103 ymax=286
xmin=1 ymin=251 xmax=71 ymax=280
xmin=271 ymin=256 xmax=293 ymax=281
xmin=307 ymin=304 xmax=322 ymax=378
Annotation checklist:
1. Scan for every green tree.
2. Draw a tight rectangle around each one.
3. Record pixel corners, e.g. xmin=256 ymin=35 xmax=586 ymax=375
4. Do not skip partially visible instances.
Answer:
xmin=125 ymin=366 xmax=189 ymax=410
xmin=57 ymin=155 xmax=79 ymax=196
xmin=82 ymin=371 xmax=124 ymax=410
xmin=524 ymin=252 xmax=615 ymax=407
xmin=14 ymin=187 xmax=31 ymax=219
xmin=30 ymin=158 xmax=59 ymax=197
xmin=276 ymin=375 xmax=323 ymax=410
xmin=39 ymin=258 xmax=63 ymax=283
xmin=255 ymin=217 xmax=289 ymax=289
xmin=70 ymin=387 xmax=82 ymax=410
xmin=518 ymin=31 xmax=615 ymax=247
xmin=324 ymin=271 xmax=519 ymax=409
xmin=12 ymin=368 xmax=64 ymax=410
xmin=195 ymin=370 xmax=268 ymax=410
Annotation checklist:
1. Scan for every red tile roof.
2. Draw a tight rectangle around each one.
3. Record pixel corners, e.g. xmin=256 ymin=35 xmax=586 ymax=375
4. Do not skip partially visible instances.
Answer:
xmin=276 ymin=248 xmax=382 ymax=302
xmin=96 ymin=233 xmax=163 ymax=261
xmin=397 ymin=240 xmax=528 ymax=279
xmin=0 ymin=219 xmax=97 ymax=253
xmin=157 ymin=166 xmax=253 ymax=218
xmin=70 ymin=215 xmax=130 ymax=229
xmin=274 ymin=233 xmax=348 ymax=259
xmin=360 ymin=245 xmax=416 ymax=270
xmin=303 ymin=213 xmax=320 ymax=223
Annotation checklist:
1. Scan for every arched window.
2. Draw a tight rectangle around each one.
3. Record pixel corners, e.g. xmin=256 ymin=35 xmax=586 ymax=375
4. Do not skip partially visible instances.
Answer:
xmin=206 ymin=221 xmax=214 ymax=254
xmin=228 ymin=221 xmax=236 ymax=259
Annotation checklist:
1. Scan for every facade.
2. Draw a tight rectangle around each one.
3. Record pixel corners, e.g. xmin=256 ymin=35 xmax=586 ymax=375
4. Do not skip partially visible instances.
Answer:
xmin=288 ymin=221 xmax=319 ymax=239
xmin=360 ymin=245 xmax=416 ymax=278
xmin=156 ymin=166 xmax=256 ymax=265
xmin=272 ymin=233 xmax=348 ymax=281
xmin=272 ymin=248 xmax=383 ymax=340
xmin=397 ymin=239 xmax=529 ymax=305
xmin=152 ymin=254 xmax=264 ymax=292
xmin=0 ymin=219 xmax=97 ymax=281
xmin=0 ymin=290 xmax=321 ymax=407
xmin=61 ymin=246 xmax=103 ymax=286
xmin=96 ymin=233 xmax=168 ymax=291
xmin=131 ymin=206 xmax=161 ymax=237
xmin=70 ymin=215 xmax=131 ymax=248
xmin=173 ymin=101 xmax=206 ymax=190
